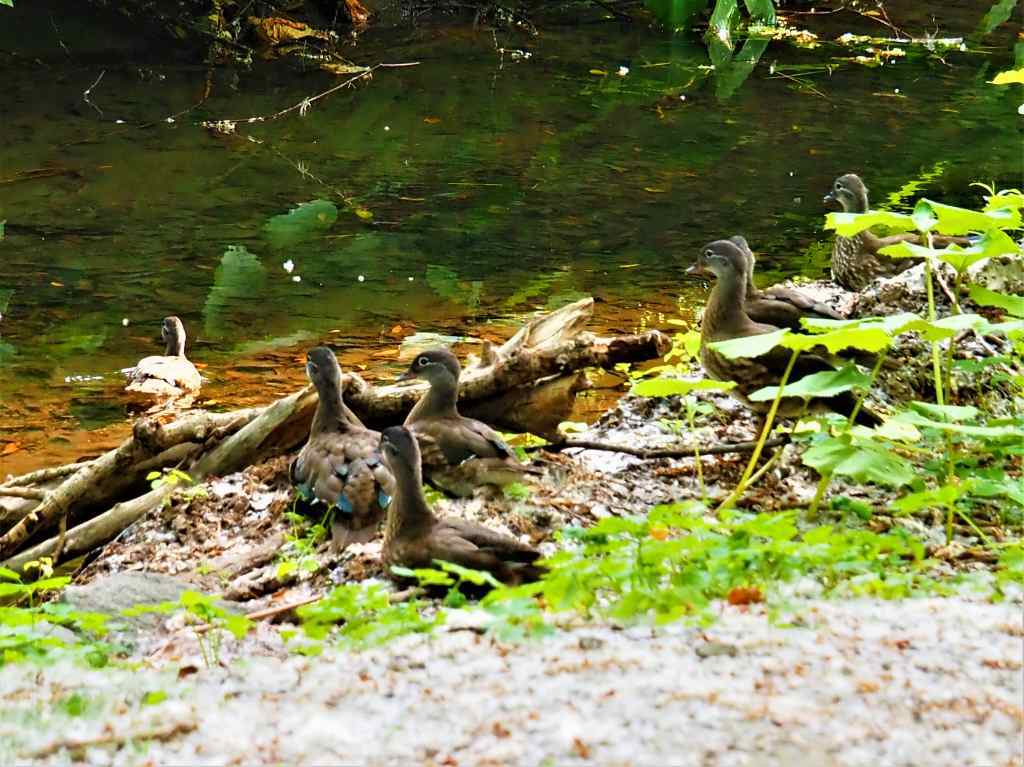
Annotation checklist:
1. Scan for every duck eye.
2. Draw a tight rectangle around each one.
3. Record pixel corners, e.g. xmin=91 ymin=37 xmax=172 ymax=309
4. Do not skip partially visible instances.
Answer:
xmin=835 ymin=182 xmax=842 ymax=191
xmin=703 ymin=250 xmax=714 ymax=260
xmin=417 ymin=356 xmax=429 ymax=367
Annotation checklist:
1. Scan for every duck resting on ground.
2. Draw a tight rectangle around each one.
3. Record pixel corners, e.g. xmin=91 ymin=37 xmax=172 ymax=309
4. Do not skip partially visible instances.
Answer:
xmin=729 ymin=235 xmax=844 ymax=331
xmin=825 ymin=173 xmax=969 ymax=291
xmin=380 ymin=425 xmax=543 ymax=589
xmin=290 ymin=346 xmax=394 ymax=551
xmin=398 ymin=348 xmax=541 ymax=496
xmin=124 ymin=316 xmax=202 ymax=397
xmin=689 ymin=238 xmax=882 ymax=427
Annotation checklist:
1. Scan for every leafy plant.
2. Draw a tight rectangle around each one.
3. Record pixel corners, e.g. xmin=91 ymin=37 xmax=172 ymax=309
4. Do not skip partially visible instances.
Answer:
xmin=294 ymin=582 xmax=442 ymax=651
xmin=124 ymin=591 xmax=251 ymax=668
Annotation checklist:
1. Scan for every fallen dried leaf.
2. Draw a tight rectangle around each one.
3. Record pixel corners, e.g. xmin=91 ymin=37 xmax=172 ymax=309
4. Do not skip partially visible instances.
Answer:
xmin=727 ymin=586 xmax=764 ymax=606
xmin=423 ymin=116 xmax=442 ymax=125
xmin=572 ymin=737 xmax=591 ymax=759
xmin=1 ymin=442 xmax=21 ymax=455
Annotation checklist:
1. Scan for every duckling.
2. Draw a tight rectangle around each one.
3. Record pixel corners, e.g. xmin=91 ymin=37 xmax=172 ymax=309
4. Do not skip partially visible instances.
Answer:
xmin=380 ymin=426 xmax=543 ymax=589
xmin=124 ymin=316 xmax=202 ymax=397
xmin=399 ymin=348 xmax=540 ymax=496
xmin=290 ymin=346 xmax=394 ymax=551
xmin=689 ymin=239 xmax=881 ymax=426
xmin=731 ymin=236 xmax=844 ymax=330
xmin=825 ymin=174 xmax=968 ymax=291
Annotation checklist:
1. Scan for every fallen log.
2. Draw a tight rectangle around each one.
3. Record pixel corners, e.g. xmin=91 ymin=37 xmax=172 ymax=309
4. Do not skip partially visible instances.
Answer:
xmin=1 ymin=298 xmax=670 ymax=569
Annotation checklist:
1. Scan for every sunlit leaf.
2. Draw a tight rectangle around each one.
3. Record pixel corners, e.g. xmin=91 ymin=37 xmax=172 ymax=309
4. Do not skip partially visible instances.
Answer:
xmin=908 ymin=402 xmax=979 ymax=422
xmin=748 ymin=365 xmax=870 ymax=402
xmin=913 ymin=198 xmax=1020 ymax=235
xmin=825 ymin=210 xmax=916 ymax=237
xmin=742 ymin=0 xmax=775 ymax=23
xmin=780 ymin=326 xmax=891 ymax=353
xmin=969 ymin=285 xmax=1024 ymax=317
xmin=991 ymin=68 xmax=1024 ymax=85
xmin=708 ymin=328 xmax=787 ymax=359
xmin=632 ymin=377 xmax=735 ymax=397
xmin=891 ymin=483 xmax=967 ymax=514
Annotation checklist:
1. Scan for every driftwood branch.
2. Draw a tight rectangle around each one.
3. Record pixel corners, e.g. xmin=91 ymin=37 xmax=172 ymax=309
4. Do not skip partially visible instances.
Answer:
xmin=533 ymin=436 xmax=790 ymax=459
xmin=2 ymin=461 xmax=94 ymax=488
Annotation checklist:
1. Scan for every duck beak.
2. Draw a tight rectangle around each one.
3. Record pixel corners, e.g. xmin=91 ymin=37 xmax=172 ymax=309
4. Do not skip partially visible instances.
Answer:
xmin=823 ymin=191 xmax=836 ymax=205
xmin=396 ymin=369 xmax=417 ymax=383
xmin=686 ymin=263 xmax=710 ymax=277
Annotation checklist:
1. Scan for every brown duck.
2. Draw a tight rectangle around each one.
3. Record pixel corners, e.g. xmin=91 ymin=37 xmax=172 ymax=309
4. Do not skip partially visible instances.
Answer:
xmin=825 ymin=173 xmax=967 ymax=291
xmin=124 ymin=316 xmax=202 ymax=397
xmin=399 ymin=348 xmax=540 ymax=496
xmin=380 ymin=426 xmax=543 ymax=588
xmin=729 ymin=236 xmax=844 ymax=331
xmin=290 ymin=346 xmax=394 ymax=551
xmin=689 ymin=239 xmax=881 ymax=426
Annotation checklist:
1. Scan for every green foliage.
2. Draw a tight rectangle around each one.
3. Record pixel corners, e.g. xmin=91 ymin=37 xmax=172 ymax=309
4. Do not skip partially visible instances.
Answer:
xmin=295 ymin=582 xmax=442 ymax=650
xmin=644 ymin=0 xmax=775 ymax=33
xmin=483 ymin=503 xmax=935 ymax=631
xmin=124 ymin=591 xmax=251 ymax=667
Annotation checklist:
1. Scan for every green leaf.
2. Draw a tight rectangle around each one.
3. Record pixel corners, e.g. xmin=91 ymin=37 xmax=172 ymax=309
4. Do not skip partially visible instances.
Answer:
xmin=0 ymin=567 xmax=21 ymax=583
xmin=142 ymin=690 xmax=168 ymax=706
xmin=892 ymin=484 xmax=967 ymax=514
xmin=802 ymin=435 xmax=914 ymax=488
xmin=264 ymin=199 xmax=338 ymax=248
xmin=632 ymin=377 xmax=735 ymax=397
xmin=913 ymin=199 xmax=1021 ymax=235
xmin=825 ymin=210 xmax=917 ymax=237
xmin=781 ymin=326 xmax=892 ymax=354
xmin=644 ymin=0 xmax=709 ymax=30
xmin=742 ymin=0 xmax=775 ymax=23
xmin=969 ymin=285 xmax=1024 ymax=317
xmin=433 ymin=560 xmax=503 ymax=588
xmin=708 ymin=328 xmax=788 ymax=359
xmin=0 ymin=1 xmax=12 ymax=8
xmin=749 ymin=365 xmax=871 ymax=402
xmin=882 ymin=229 xmax=1020 ymax=273
xmin=908 ymin=402 xmax=979 ymax=422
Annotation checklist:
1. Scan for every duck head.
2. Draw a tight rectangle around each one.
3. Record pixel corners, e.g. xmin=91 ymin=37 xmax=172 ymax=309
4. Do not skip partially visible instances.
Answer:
xmin=824 ymin=173 xmax=869 ymax=213
xmin=380 ymin=425 xmax=422 ymax=484
xmin=305 ymin=346 xmax=343 ymax=394
xmin=161 ymin=316 xmax=187 ymax=357
xmin=397 ymin=347 xmax=461 ymax=386
xmin=687 ymin=239 xmax=747 ymax=282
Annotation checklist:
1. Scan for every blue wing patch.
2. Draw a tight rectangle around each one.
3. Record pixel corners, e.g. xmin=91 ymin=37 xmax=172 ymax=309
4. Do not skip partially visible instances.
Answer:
xmin=336 ymin=493 xmax=354 ymax=515
xmin=378 ymin=490 xmax=392 ymax=509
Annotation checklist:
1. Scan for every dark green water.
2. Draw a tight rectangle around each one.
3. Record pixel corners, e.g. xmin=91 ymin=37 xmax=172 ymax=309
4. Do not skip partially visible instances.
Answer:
xmin=0 ymin=1 xmax=1020 ymax=472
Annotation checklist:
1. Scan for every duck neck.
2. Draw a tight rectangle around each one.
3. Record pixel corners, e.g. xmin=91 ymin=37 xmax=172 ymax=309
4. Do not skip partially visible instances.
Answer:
xmin=387 ymin=463 xmax=435 ymax=538
xmin=165 ymin=335 xmax=186 ymax=357
xmin=708 ymin=270 xmax=750 ymax=334
xmin=409 ymin=373 xmax=459 ymax=420
xmin=848 ymin=189 xmax=869 ymax=214
xmin=312 ymin=382 xmax=362 ymax=435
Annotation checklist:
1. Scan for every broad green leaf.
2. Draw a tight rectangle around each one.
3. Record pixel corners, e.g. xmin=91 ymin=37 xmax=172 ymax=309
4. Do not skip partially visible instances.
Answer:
xmin=749 ymin=365 xmax=870 ymax=402
xmin=909 ymin=402 xmax=979 ymax=422
xmin=969 ymin=285 xmax=1024 ymax=317
xmin=896 ymin=411 xmax=1024 ymax=439
xmin=0 ymin=567 xmax=21 ymax=583
xmin=802 ymin=435 xmax=914 ymax=488
xmin=991 ymin=68 xmax=1024 ymax=85
xmin=877 ymin=240 xmax=932 ymax=261
xmin=708 ymin=328 xmax=788 ymax=359
xmin=780 ymin=326 xmax=891 ymax=354
xmin=891 ymin=484 xmax=967 ymax=514
xmin=0 ymin=1 xmax=12 ymax=8
xmin=985 ymin=190 xmax=1024 ymax=214
xmin=742 ymin=0 xmax=775 ymax=23
xmin=824 ymin=210 xmax=917 ymax=237
xmin=644 ymin=0 xmax=709 ymax=30
xmin=632 ymin=377 xmax=735 ymax=397
xmin=913 ymin=199 xmax=1020 ymax=235
xmin=882 ymin=229 xmax=1019 ymax=273
xmin=264 ymin=199 xmax=338 ymax=248
xmin=434 ymin=560 xmax=502 ymax=588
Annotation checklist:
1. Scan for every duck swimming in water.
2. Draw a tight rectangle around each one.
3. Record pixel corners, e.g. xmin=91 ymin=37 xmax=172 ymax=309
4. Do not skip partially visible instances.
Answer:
xmin=124 ymin=316 xmax=202 ymax=398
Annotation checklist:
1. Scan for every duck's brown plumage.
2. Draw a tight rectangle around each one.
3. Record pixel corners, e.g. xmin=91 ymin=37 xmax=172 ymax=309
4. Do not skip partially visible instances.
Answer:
xmin=380 ymin=426 xmax=542 ymax=589
xmin=400 ymin=348 xmax=540 ymax=496
xmin=824 ymin=173 xmax=968 ymax=291
xmin=730 ymin=236 xmax=844 ymax=331
xmin=691 ymin=239 xmax=881 ymax=426
xmin=290 ymin=347 xmax=394 ymax=551
xmin=124 ymin=316 xmax=202 ymax=397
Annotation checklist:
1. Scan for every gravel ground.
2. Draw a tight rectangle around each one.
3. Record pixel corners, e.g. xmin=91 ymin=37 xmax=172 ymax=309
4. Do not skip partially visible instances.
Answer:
xmin=3 ymin=597 xmax=1021 ymax=767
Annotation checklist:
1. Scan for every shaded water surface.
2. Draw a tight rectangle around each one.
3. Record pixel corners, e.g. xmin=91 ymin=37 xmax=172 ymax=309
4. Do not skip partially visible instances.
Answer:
xmin=0 ymin=1 xmax=1019 ymax=474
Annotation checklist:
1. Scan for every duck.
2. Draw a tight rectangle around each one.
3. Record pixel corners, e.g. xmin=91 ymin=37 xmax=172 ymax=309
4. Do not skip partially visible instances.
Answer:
xmin=290 ymin=346 xmax=394 ymax=551
xmin=124 ymin=316 xmax=202 ymax=397
xmin=688 ymin=239 xmax=881 ymax=426
xmin=398 ymin=348 xmax=541 ymax=496
xmin=730 ymin=236 xmax=845 ymax=331
xmin=824 ymin=173 xmax=969 ymax=291
xmin=379 ymin=425 xmax=543 ymax=589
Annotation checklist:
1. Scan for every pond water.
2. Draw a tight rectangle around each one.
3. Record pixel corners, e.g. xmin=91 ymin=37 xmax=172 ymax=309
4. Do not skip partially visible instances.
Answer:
xmin=0 ymin=0 xmax=1019 ymax=475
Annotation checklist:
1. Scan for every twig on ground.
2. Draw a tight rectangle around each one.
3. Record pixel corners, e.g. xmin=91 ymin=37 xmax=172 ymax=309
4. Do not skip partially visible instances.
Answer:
xmin=2 ymin=461 xmax=94 ymax=487
xmin=23 ymin=719 xmax=196 ymax=759
xmin=0 ymin=487 xmax=45 ymax=500
xmin=531 ymin=436 xmax=790 ymax=460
